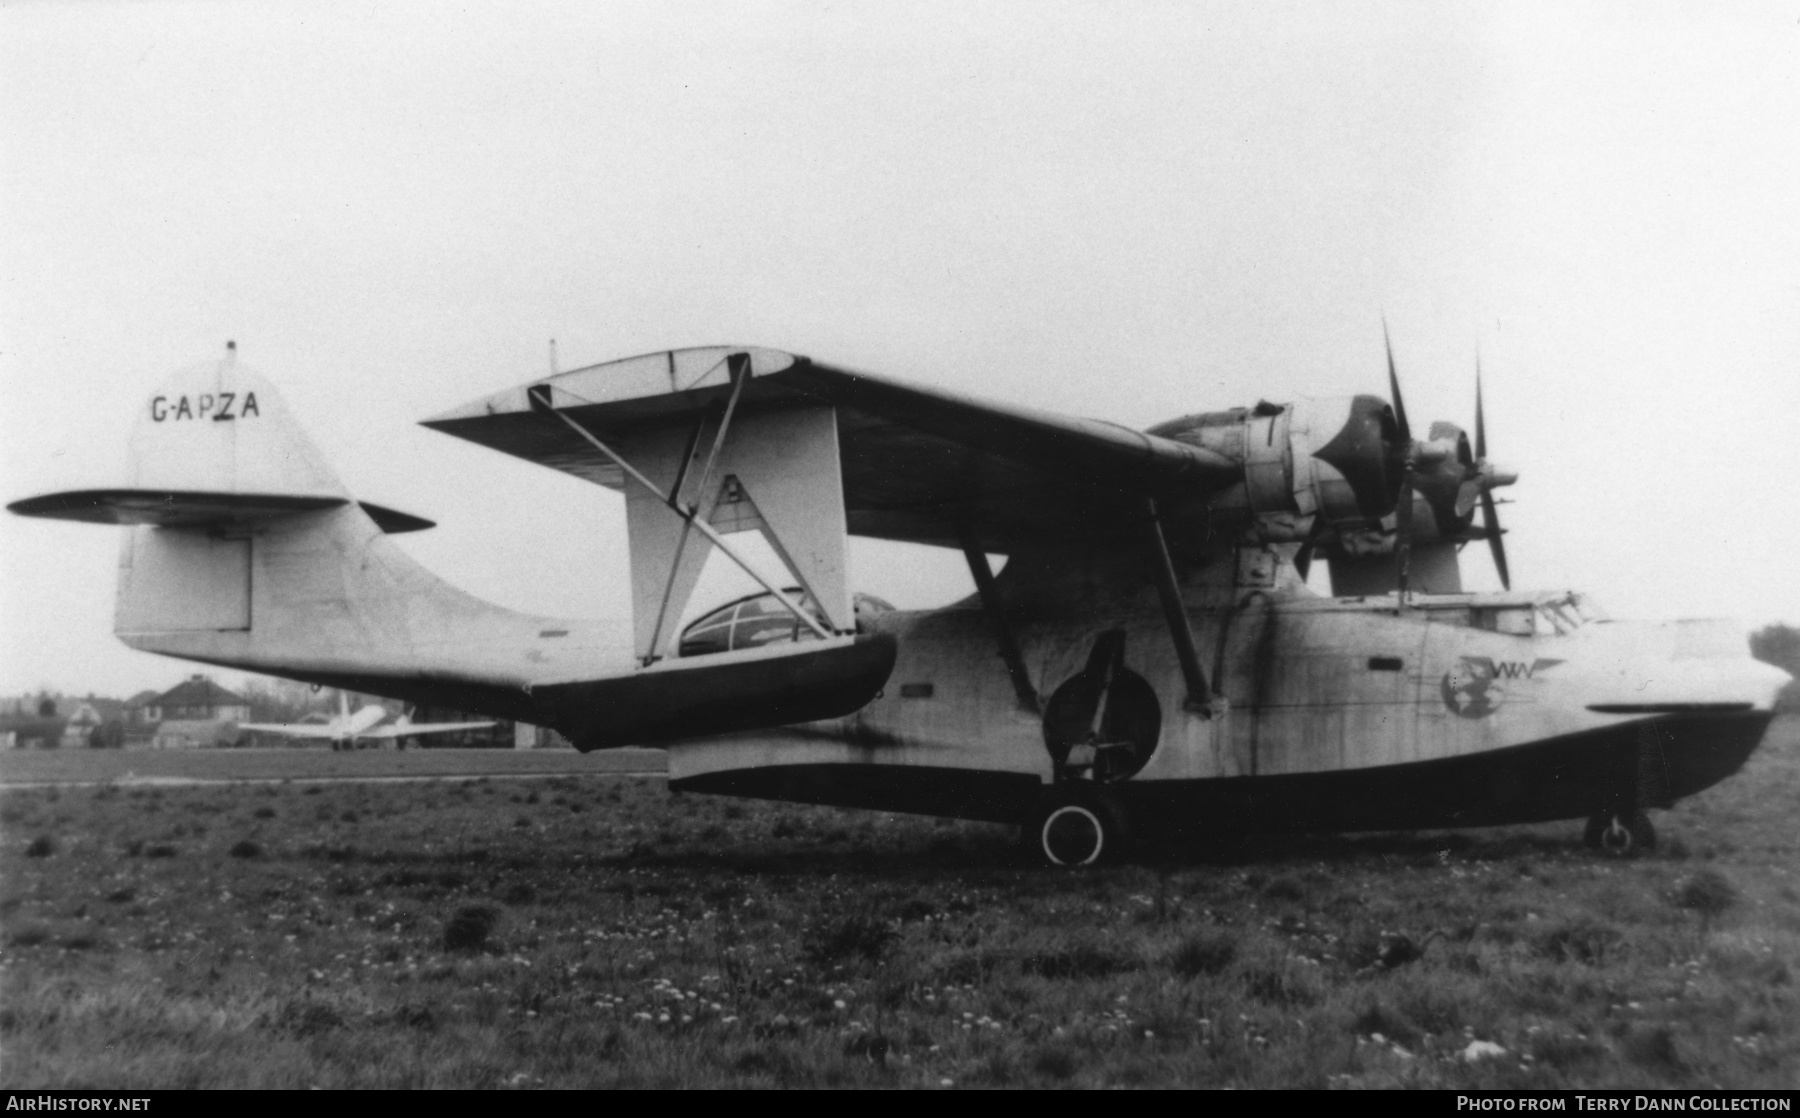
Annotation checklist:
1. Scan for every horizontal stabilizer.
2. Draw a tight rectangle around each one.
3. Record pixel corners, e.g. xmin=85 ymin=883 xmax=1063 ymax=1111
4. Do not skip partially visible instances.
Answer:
xmin=358 ymin=503 xmax=436 ymax=534
xmin=7 ymin=489 xmax=434 ymax=534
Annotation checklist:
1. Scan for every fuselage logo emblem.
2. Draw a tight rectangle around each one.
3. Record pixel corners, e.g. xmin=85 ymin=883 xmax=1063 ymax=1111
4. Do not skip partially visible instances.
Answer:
xmin=1441 ymin=657 xmax=1564 ymax=719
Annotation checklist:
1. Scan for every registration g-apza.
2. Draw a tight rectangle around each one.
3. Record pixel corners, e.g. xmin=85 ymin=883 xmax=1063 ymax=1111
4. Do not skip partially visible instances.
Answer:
xmin=13 ymin=340 xmax=1787 ymax=864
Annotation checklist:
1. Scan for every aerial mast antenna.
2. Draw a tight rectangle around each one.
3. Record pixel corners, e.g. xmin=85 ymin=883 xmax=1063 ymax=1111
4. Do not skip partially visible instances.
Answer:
xmin=548 ymin=338 xmax=558 ymax=377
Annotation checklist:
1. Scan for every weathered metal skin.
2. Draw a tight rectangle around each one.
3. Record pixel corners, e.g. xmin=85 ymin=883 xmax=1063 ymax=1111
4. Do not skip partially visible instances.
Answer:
xmin=666 ymin=587 xmax=1789 ymax=832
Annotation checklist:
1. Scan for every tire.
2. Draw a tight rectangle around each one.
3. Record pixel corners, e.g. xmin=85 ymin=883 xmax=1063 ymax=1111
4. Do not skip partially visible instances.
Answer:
xmin=1028 ymin=794 xmax=1123 ymax=868
xmin=1585 ymin=810 xmax=1656 ymax=856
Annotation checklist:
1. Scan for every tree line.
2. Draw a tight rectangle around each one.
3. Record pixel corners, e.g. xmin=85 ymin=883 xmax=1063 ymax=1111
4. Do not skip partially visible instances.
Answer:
xmin=1751 ymin=624 xmax=1800 ymax=710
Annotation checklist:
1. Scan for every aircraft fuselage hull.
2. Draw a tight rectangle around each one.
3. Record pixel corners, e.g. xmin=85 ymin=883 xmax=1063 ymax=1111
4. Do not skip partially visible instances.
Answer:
xmin=664 ymin=594 xmax=1787 ymax=836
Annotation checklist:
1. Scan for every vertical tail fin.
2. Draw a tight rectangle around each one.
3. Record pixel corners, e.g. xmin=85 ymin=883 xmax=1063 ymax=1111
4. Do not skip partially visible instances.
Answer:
xmin=10 ymin=351 xmax=629 ymax=730
xmin=111 ymin=353 xmax=354 ymax=637
xmin=130 ymin=347 xmax=351 ymax=501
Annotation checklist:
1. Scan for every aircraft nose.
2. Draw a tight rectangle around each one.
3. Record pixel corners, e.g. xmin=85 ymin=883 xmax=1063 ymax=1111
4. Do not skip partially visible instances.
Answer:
xmin=1577 ymin=618 xmax=1792 ymax=713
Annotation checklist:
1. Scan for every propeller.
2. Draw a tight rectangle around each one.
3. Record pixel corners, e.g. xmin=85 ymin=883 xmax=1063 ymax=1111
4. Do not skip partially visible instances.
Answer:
xmin=1385 ymin=324 xmax=1416 ymax=599
xmin=1382 ymin=331 xmax=1516 ymax=596
xmin=1473 ymin=364 xmax=1511 ymax=590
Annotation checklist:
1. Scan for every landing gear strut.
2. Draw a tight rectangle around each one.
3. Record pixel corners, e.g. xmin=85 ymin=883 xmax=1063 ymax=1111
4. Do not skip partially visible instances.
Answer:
xmin=1584 ymin=810 xmax=1656 ymax=856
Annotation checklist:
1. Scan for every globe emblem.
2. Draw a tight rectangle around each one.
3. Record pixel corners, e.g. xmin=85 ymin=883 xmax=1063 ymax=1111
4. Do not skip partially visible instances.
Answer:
xmin=1441 ymin=657 xmax=1504 ymax=719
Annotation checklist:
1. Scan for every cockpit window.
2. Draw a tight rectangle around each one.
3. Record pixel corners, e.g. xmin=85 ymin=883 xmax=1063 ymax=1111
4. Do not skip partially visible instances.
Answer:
xmin=1474 ymin=607 xmax=1536 ymax=636
xmin=1539 ymin=594 xmax=1605 ymax=634
xmin=1568 ymin=593 xmax=1608 ymax=624
xmin=1537 ymin=603 xmax=1575 ymax=635
xmin=1468 ymin=595 xmax=1602 ymax=638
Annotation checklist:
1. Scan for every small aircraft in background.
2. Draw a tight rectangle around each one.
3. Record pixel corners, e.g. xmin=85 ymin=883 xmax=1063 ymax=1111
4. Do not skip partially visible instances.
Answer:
xmin=9 ymin=340 xmax=1788 ymax=864
xmin=239 ymin=690 xmax=493 ymax=752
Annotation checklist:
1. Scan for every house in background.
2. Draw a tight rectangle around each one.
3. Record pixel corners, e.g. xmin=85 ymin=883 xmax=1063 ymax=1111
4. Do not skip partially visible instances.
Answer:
xmin=146 ymin=675 xmax=250 ymax=749
xmin=123 ymin=691 xmax=160 ymax=740
xmin=0 ymin=695 xmax=64 ymax=749
xmin=61 ymin=696 xmax=131 ymax=747
xmin=143 ymin=676 xmax=250 ymax=722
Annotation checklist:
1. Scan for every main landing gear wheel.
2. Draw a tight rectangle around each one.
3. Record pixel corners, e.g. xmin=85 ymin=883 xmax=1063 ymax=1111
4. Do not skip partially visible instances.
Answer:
xmin=1028 ymin=795 xmax=1123 ymax=868
xmin=1584 ymin=810 xmax=1657 ymax=856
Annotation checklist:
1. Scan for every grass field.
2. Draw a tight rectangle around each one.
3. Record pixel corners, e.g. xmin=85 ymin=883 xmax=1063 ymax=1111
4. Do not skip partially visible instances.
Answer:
xmin=0 ymin=745 xmax=665 ymax=787
xmin=1 ymin=726 xmax=1796 ymax=1089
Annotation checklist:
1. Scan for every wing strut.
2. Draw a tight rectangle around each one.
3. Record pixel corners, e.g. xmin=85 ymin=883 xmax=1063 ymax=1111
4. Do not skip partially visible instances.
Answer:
xmin=527 ymin=382 xmax=835 ymax=657
xmin=1143 ymin=498 xmax=1214 ymax=715
xmin=645 ymin=357 xmax=752 ymax=659
xmin=956 ymin=522 xmax=1040 ymax=713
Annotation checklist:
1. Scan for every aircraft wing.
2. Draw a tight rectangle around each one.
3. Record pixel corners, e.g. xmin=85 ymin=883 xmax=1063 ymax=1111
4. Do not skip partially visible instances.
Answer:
xmin=357 ymin=721 xmax=496 ymax=740
xmin=236 ymin=722 xmax=342 ymax=739
xmin=422 ymin=347 xmax=1238 ymax=552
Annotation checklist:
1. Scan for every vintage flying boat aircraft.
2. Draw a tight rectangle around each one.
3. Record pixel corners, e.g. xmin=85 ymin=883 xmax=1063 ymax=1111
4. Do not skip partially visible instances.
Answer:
xmin=238 ymin=689 xmax=494 ymax=751
xmin=10 ymin=342 xmax=1788 ymax=864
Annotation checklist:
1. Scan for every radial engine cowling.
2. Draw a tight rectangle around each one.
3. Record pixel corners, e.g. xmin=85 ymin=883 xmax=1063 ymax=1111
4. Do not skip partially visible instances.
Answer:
xmin=1151 ymin=395 xmax=1403 ymax=538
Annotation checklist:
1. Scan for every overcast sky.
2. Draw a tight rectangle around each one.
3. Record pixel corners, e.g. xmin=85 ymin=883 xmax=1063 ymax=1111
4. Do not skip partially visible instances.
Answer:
xmin=4 ymin=1 xmax=1798 ymax=698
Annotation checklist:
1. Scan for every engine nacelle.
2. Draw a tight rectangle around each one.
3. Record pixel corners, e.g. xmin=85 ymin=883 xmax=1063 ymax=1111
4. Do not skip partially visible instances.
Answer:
xmin=1149 ymin=395 xmax=1402 ymax=540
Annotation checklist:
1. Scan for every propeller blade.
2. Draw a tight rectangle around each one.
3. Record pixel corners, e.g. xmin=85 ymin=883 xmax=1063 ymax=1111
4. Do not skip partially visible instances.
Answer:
xmin=1474 ymin=359 xmax=1487 ymax=462
xmin=1455 ymin=478 xmax=1482 ymax=520
xmin=1293 ymin=515 xmax=1328 ymax=582
xmin=1474 ymin=357 xmax=1509 ymax=587
xmin=1394 ymin=470 xmax=1414 ymax=599
xmin=1481 ymin=488 xmax=1510 ymax=590
xmin=1384 ymin=321 xmax=1411 ymax=444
